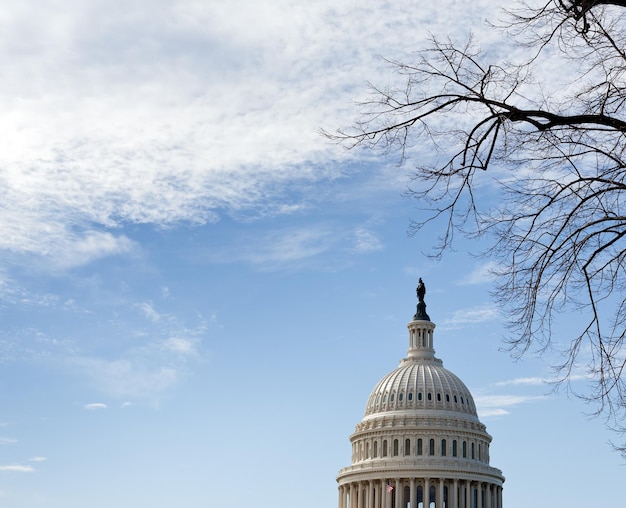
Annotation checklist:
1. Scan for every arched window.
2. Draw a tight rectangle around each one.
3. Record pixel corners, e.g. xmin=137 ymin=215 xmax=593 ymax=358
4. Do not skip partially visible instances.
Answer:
xmin=462 ymin=441 xmax=467 ymax=458
xmin=446 ymin=394 xmax=450 ymax=402
xmin=374 ymin=441 xmax=378 ymax=458
xmin=366 ymin=442 xmax=370 ymax=459
xmin=437 ymin=393 xmax=442 ymax=401
xmin=417 ymin=438 xmax=423 ymax=455
xmin=418 ymin=392 xmax=423 ymax=401
xmin=471 ymin=442 xmax=475 ymax=460
xmin=398 ymin=393 xmax=403 ymax=401
xmin=441 ymin=439 xmax=447 ymax=456
xmin=452 ymin=440 xmax=458 ymax=457
xmin=454 ymin=395 xmax=458 ymax=403
xmin=408 ymin=392 xmax=413 ymax=401
xmin=383 ymin=440 xmax=388 ymax=457
xmin=404 ymin=438 xmax=411 ymax=456
xmin=429 ymin=438 xmax=435 ymax=456
xmin=427 ymin=392 xmax=432 ymax=401
xmin=393 ymin=439 xmax=399 ymax=456
xmin=390 ymin=393 xmax=394 ymax=402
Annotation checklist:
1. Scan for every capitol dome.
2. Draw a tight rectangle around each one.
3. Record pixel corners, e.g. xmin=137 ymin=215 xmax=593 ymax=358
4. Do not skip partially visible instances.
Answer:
xmin=364 ymin=359 xmax=478 ymax=419
xmin=336 ymin=279 xmax=504 ymax=508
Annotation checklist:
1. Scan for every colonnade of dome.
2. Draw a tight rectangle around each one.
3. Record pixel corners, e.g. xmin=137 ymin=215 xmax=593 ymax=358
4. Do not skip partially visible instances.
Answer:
xmin=336 ymin=281 xmax=504 ymax=508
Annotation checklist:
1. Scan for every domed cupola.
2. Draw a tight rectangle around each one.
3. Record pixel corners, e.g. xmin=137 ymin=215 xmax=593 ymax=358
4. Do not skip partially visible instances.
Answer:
xmin=364 ymin=278 xmax=479 ymax=420
xmin=336 ymin=279 xmax=505 ymax=508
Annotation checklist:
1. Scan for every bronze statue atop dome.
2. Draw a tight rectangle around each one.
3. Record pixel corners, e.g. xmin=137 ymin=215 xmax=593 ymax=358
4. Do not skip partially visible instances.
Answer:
xmin=417 ymin=278 xmax=426 ymax=302
xmin=413 ymin=277 xmax=430 ymax=321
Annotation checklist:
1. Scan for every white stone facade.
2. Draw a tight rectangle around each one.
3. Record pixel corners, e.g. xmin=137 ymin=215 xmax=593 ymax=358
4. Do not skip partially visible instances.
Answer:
xmin=337 ymin=300 xmax=505 ymax=508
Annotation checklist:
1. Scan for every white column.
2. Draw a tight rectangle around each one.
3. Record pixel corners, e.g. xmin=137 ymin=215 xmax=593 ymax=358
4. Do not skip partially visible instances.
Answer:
xmin=382 ymin=480 xmax=387 ymax=508
xmin=477 ymin=484 xmax=482 ymax=508
xmin=396 ymin=478 xmax=401 ymax=508
xmin=465 ymin=481 xmax=471 ymax=508
xmin=369 ymin=482 xmax=374 ymax=508
xmin=438 ymin=479 xmax=444 ymax=508
xmin=450 ymin=480 xmax=456 ymax=508
xmin=424 ymin=479 xmax=430 ymax=508
xmin=486 ymin=484 xmax=491 ymax=508
xmin=410 ymin=478 xmax=415 ymax=508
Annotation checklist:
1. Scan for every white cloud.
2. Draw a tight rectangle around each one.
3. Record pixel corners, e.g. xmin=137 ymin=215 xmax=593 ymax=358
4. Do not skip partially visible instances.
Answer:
xmin=352 ymin=227 xmax=383 ymax=253
xmin=232 ymin=227 xmax=334 ymax=269
xmin=0 ymin=0 xmax=502 ymax=264
xmin=84 ymin=403 xmax=108 ymax=410
xmin=72 ymin=357 xmax=178 ymax=400
xmin=0 ymin=438 xmax=16 ymax=445
xmin=475 ymin=394 xmax=549 ymax=418
xmin=0 ymin=465 xmax=34 ymax=473
xmin=29 ymin=457 xmax=47 ymax=463
xmin=161 ymin=337 xmax=197 ymax=355
xmin=495 ymin=373 xmax=591 ymax=387
xmin=440 ymin=305 xmax=499 ymax=329
xmin=459 ymin=262 xmax=499 ymax=285
xmin=137 ymin=302 xmax=161 ymax=323
xmin=495 ymin=377 xmax=549 ymax=387
xmin=478 ymin=408 xmax=511 ymax=418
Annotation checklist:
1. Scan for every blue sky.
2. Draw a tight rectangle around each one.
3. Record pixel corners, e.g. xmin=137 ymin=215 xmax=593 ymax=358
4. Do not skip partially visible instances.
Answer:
xmin=0 ymin=1 xmax=624 ymax=507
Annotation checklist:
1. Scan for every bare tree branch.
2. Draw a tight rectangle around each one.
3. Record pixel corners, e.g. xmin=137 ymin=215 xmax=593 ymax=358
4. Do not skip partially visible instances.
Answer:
xmin=325 ymin=1 xmax=626 ymax=454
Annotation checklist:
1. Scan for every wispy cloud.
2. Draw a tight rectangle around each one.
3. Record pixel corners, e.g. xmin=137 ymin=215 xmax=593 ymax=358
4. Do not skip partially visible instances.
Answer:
xmin=495 ymin=373 xmax=591 ymax=388
xmin=351 ymin=227 xmax=384 ymax=253
xmin=0 ymin=465 xmax=35 ymax=473
xmin=73 ymin=357 xmax=178 ymax=400
xmin=84 ymin=403 xmax=108 ymax=410
xmin=475 ymin=394 xmax=549 ymax=418
xmin=136 ymin=302 xmax=161 ymax=323
xmin=224 ymin=227 xmax=335 ymax=270
xmin=440 ymin=305 xmax=499 ymax=329
xmin=0 ymin=438 xmax=16 ymax=445
xmin=459 ymin=262 xmax=499 ymax=285
xmin=49 ymin=232 xmax=136 ymax=270
xmin=161 ymin=337 xmax=198 ymax=356
xmin=495 ymin=377 xmax=549 ymax=387
xmin=29 ymin=457 xmax=47 ymax=463
xmin=0 ymin=0 xmax=504 ymax=267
